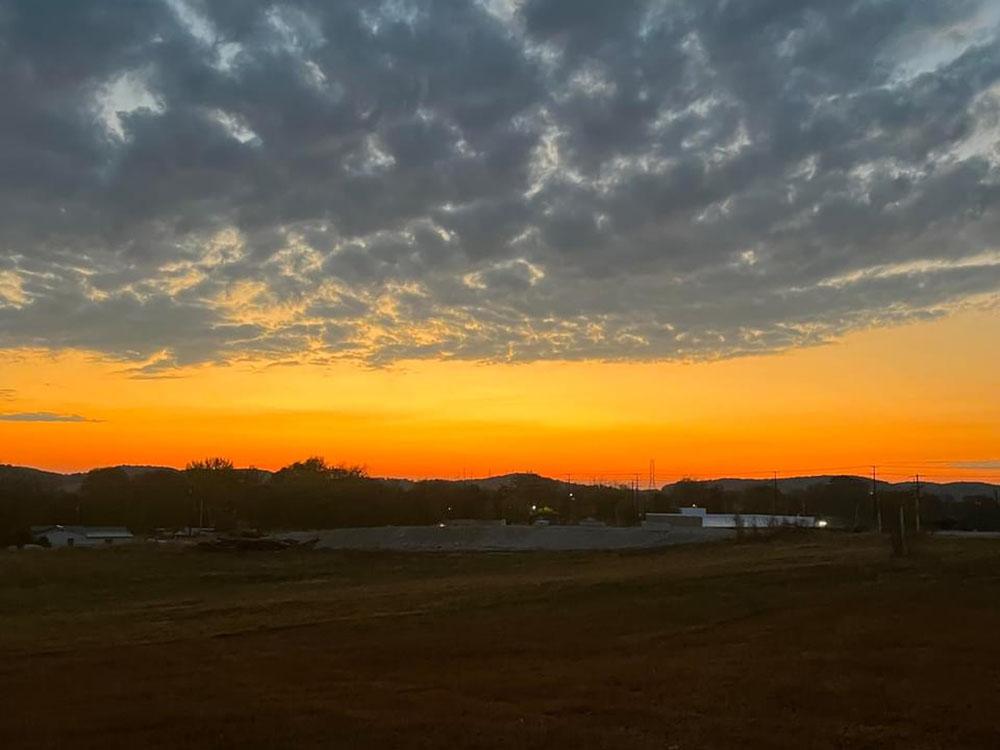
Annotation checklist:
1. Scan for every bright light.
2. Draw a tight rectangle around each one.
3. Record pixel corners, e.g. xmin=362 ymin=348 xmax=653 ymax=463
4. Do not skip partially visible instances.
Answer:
xmin=817 ymin=519 xmax=828 ymax=528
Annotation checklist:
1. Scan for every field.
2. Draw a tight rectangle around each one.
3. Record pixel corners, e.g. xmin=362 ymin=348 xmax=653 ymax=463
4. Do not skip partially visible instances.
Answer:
xmin=2 ymin=533 xmax=1000 ymax=749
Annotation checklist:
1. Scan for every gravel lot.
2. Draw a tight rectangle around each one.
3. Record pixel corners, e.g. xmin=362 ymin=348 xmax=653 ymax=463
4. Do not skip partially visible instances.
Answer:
xmin=287 ymin=524 xmax=733 ymax=551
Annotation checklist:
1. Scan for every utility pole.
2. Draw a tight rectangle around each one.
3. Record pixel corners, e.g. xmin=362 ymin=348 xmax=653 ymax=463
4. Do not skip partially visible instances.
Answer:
xmin=872 ymin=465 xmax=882 ymax=533
xmin=634 ymin=473 xmax=641 ymax=519
xmin=772 ymin=471 xmax=778 ymax=516
xmin=914 ymin=473 xmax=921 ymax=533
xmin=897 ymin=498 xmax=908 ymax=556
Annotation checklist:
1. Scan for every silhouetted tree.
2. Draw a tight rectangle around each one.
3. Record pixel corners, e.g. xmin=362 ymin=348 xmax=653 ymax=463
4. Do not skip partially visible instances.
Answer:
xmin=2 ymin=463 xmax=996 ymax=537
xmin=185 ymin=457 xmax=241 ymax=530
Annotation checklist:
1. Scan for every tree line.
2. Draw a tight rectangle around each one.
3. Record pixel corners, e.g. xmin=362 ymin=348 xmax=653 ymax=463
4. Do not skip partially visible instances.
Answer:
xmin=1 ymin=458 xmax=997 ymax=545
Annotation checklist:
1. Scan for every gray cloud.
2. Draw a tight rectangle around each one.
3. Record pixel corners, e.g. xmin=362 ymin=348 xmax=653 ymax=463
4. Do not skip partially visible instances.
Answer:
xmin=0 ymin=0 xmax=998 ymax=368
xmin=0 ymin=412 xmax=99 ymax=423
xmin=949 ymin=460 xmax=1000 ymax=470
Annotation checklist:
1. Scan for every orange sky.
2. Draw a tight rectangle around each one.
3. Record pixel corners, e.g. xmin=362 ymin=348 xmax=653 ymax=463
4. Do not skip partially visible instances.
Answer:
xmin=1 ymin=307 xmax=998 ymax=484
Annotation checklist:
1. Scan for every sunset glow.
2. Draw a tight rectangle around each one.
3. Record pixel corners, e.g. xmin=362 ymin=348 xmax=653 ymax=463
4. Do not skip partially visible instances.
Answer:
xmin=3 ymin=308 xmax=996 ymax=482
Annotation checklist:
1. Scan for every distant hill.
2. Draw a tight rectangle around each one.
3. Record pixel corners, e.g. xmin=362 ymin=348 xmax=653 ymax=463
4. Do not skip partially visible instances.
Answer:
xmin=116 ymin=465 xmax=180 ymax=478
xmin=0 ymin=464 xmax=85 ymax=492
xmin=0 ymin=465 xmax=995 ymax=501
xmin=459 ymin=472 xmax=998 ymax=500
xmin=889 ymin=481 xmax=999 ymax=500
xmin=0 ymin=464 xmax=188 ymax=492
xmin=663 ymin=475 xmax=999 ymax=500
xmin=456 ymin=473 xmax=569 ymax=491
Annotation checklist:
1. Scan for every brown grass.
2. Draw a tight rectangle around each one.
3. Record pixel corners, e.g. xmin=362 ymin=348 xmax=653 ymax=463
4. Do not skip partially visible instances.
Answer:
xmin=2 ymin=534 xmax=1000 ymax=749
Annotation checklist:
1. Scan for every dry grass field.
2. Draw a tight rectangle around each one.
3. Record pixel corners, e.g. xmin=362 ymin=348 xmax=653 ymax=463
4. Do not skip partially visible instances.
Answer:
xmin=2 ymin=533 xmax=1000 ymax=749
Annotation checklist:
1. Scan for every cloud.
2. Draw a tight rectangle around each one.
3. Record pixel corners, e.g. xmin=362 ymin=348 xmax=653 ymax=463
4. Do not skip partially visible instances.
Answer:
xmin=948 ymin=460 xmax=1000 ymax=471
xmin=0 ymin=412 xmax=100 ymax=423
xmin=0 ymin=0 xmax=998 ymax=368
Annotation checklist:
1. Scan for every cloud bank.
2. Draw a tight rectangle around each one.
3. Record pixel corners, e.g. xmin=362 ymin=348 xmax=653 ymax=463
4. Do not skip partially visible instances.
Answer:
xmin=0 ymin=412 xmax=98 ymax=423
xmin=1 ymin=0 xmax=998 ymax=369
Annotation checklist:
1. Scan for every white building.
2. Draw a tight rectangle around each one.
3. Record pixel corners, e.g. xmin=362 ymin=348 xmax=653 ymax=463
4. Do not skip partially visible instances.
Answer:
xmin=644 ymin=507 xmax=819 ymax=529
xmin=30 ymin=525 xmax=135 ymax=548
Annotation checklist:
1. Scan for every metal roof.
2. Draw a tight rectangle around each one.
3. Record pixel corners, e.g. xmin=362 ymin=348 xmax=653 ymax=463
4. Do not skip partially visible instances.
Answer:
xmin=30 ymin=525 xmax=133 ymax=538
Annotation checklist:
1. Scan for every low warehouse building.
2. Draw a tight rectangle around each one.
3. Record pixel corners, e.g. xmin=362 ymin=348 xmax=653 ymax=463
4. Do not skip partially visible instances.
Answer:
xmin=31 ymin=525 xmax=135 ymax=548
xmin=644 ymin=507 xmax=818 ymax=529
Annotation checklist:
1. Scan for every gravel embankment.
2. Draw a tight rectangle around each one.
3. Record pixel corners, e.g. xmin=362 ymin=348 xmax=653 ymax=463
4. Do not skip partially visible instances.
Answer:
xmin=286 ymin=525 xmax=733 ymax=551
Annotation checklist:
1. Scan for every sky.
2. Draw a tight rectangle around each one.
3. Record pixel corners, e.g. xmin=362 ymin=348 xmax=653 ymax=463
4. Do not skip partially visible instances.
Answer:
xmin=0 ymin=0 xmax=998 ymax=481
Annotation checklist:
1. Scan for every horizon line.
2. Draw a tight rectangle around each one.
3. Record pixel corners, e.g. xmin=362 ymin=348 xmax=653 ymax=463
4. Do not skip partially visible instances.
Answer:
xmin=5 ymin=462 xmax=998 ymax=486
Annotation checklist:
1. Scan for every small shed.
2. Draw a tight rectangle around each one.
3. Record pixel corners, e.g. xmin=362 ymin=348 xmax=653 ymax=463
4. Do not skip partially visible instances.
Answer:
xmin=31 ymin=525 xmax=135 ymax=548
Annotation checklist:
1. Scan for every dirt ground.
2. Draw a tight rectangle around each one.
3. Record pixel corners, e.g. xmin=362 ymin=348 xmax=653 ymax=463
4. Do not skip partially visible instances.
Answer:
xmin=2 ymin=533 xmax=1000 ymax=749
